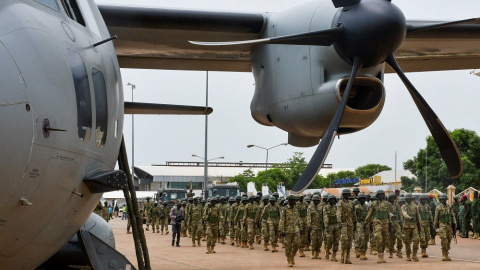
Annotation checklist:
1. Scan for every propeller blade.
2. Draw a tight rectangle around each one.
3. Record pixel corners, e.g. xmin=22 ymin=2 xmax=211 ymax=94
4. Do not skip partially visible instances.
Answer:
xmin=189 ymin=26 xmax=344 ymax=46
xmin=332 ymin=0 xmax=360 ymax=8
xmin=124 ymin=102 xmax=212 ymax=115
xmin=407 ymin=18 xmax=480 ymax=33
xmin=386 ymin=54 xmax=463 ymax=179
xmin=292 ymin=57 xmax=363 ymax=193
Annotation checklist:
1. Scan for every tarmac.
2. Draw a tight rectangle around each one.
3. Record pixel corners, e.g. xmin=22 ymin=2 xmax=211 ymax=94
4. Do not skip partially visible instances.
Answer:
xmin=109 ymin=217 xmax=480 ymax=270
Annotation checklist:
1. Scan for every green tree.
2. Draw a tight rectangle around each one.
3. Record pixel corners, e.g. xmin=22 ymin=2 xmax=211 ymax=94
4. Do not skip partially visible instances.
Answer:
xmin=227 ymin=169 xmax=255 ymax=192
xmin=355 ymin=164 xmax=391 ymax=178
xmin=281 ymin=152 xmax=308 ymax=190
xmin=403 ymin=128 xmax=480 ymax=192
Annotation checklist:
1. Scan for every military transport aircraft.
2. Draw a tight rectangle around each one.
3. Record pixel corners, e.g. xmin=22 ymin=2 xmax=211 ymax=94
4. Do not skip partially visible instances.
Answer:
xmin=1 ymin=0 xmax=480 ymax=269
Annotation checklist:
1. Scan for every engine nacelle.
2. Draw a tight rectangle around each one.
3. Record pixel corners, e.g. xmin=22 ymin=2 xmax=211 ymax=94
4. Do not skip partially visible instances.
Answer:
xmin=250 ymin=0 xmax=386 ymax=147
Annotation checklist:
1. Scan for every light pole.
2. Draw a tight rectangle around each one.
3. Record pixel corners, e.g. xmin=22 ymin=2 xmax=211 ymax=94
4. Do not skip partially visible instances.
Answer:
xmin=247 ymin=143 xmax=288 ymax=185
xmin=127 ymin=82 xmax=136 ymax=185
xmin=192 ymin=154 xmax=224 ymax=198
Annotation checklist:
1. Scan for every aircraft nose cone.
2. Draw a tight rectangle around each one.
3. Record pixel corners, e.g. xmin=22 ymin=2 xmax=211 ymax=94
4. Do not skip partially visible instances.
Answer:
xmin=333 ymin=0 xmax=407 ymax=67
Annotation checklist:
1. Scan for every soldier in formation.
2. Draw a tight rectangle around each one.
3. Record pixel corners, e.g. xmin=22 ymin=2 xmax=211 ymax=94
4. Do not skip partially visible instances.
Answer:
xmin=365 ymin=189 xmax=390 ymax=263
xmin=143 ymin=197 xmax=153 ymax=231
xmin=337 ymin=189 xmax=356 ymax=264
xmin=204 ymin=197 xmax=222 ymax=254
xmin=418 ymin=194 xmax=433 ymax=258
xmin=307 ymin=195 xmax=323 ymax=259
xmin=401 ymin=193 xmax=420 ymax=262
xmin=433 ymin=194 xmax=457 ymax=261
xmin=388 ymin=193 xmax=403 ymax=259
xmin=280 ymin=195 xmax=300 ymax=267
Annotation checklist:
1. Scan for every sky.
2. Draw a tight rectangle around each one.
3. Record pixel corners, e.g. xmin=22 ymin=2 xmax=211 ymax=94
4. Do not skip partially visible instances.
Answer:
xmin=96 ymin=0 xmax=480 ymax=174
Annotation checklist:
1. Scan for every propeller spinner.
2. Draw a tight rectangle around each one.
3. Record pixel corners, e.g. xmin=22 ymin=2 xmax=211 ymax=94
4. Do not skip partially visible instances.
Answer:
xmin=190 ymin=0 xmax=465 ymax=193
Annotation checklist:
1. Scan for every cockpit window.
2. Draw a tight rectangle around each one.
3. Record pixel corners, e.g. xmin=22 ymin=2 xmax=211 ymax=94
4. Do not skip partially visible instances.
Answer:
xmin=67 ymin=49 xmax=92 ymax=141
xmin=77 ymin=1 xmax=103 ymax=38
xmin=92 ymin=68 xmax=108 ymax=147
xmin=60 ymin=0 xmax=86 ymax=26
xmin=36 ymin=0 xmax=60 ymax=10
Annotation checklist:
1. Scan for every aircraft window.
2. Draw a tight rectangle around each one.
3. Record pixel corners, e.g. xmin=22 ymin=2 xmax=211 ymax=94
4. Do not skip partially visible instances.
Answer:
xmin=60 ymin=0 xmax=86 ymax=27
xmin=36 ymin=0 xmax=60 ymax=10
xmin=77 ymin=1 xmax=102 ymax=38
xmin=67 ymin=49 xmax=92 ymax=141
xmin=92 ymin=68 xmax=108 ymax=147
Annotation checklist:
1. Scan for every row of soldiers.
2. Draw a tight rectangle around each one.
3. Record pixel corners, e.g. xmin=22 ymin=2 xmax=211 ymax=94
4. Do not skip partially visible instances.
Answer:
xmin=139 ymin=189 xmax=457 ymax=267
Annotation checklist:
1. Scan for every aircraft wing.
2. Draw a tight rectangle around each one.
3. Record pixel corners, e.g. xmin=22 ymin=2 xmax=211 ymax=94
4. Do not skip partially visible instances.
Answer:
xmin=99 ymin=5 xmax=480 ymax=73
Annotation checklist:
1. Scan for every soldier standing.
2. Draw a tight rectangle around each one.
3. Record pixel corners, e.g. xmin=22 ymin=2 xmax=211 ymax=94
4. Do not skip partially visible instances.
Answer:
xmin=218 ymin=197 xmax=227 ymax=244
xmin=428 ymin=195 xmax=437 ymax=245
xmin=150 ymin=203 xmax=161 ymax=233
xmin=307 ymin=195 xmax=323 ymax=259
xmin=227 ymin=197 xmax=236 ymax=245
xmin=471 ymin=191 xmax=480 ymax=239
xmin=280 ymin=195 xmax=300 ymax=267
xmin=401 ymin=193 xmax=420 ymax=262
xmin=204 ymin=197 xmax=222 ymax=254
xmin=388 ymin=193 xmax=403 ymax=258
xmin=161 ymin=202 xmax=170 ymax=235
xmin=186 ymin=198 xmax=193 ymax=238
xmin=459 ymin=196 xmax=467 ymax=238
xmin=245 ymin=195 xmax=258 ymax=250
xmin=261 ymin=195 xmax=270 ymax=251
xmin=263 ymin=196 xmax=280 ymax=252
xmin=337 ymin=189 xmax=356 ymax=264
xmin=365 ymin=190 xmax=390 ymax=263
xmin=296 ymin=194 xmax=309 ymax=257
xmin=235 ymin=197 xmax=248 ymax=248
xmin=433 ymin=194 xmax=457 ymax=261
xmin=355 ymin=194 xmax=369 ymax=260
xmin=102 ymin=201 xmax=110 ymax=223
xmin=368 ymin=195 xmax=377 ymax=255
xmin=190 ymin=198 xmax=203 ymax=247
xmin=143 ymin=197 xmax=153 ymax=231
xmin=418 ymin=195 xmax=433 ymax=258
xmin=323 ymin=195 xmax=340 ymax=262
xmin=255 ymin=195 xmax=263 ymax=244
xmin=181 ymin=201 xmax=188 ymax=237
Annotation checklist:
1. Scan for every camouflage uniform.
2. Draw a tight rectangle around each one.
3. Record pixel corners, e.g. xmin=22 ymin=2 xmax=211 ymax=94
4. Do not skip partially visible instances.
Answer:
xmin=388 ymin=196 xmax=403 ymax=258
xmin=279 ymin=196 xmax=300 ymax=267
xmin=255 ymin=197 xmax=263 ymax=244
xmin=260 ymin=196 xmax=270 ymax=250
xmin=160 ymin=203 xmax=170 ymax=235
xmin=204 ymin=198 xmax=223 ymax=254
xmin=263 ymin=197 xmax=280 ymax=251
xmin=150 ymin=203 xmax=161 ymax=233
xmin=190 ymin=201 xmax=203 ymax=246
xmin=418 ymin=198 xmax=433 ymax=257
xmin=307 ymin=195 xmax=323 ymax=259
xmin=337 ymin=190 xmax=356 ymax=264
xmin=471 ymin=195 xmax=480 ymax=238
xmin=323 ymin=196 xmax=340 ymax=262
xmin=355 ymin=199 xmax=369 ymax=260
xmin=144 ymin=199 xmax=153 ymax=231
xmin=365 ymin=191 xmax=390 ymax=263
xmin=235 ymin=198 xmax=248 ymax=247
xmin=218 ymin=199 xmax=227 ymax=244
xmin=244 ymin=198 xmax=259 ymax=249
xmin=296 ymin=197 xmax=309 ymax=256
xmin=181 ymin=201 xmax=188 ymax=237
xmin=401 ymin=194 xmax=420 ymax=262
xmin=102 ymin=202 xmax=109 ymax=223
xmin=229 ymin=198 xmax=238 ymax=245
xmin=433 ymin=195 xmax=456 ymax=261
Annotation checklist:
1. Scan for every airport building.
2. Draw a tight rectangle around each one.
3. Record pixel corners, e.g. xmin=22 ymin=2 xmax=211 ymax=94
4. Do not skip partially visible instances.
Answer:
xmin=133 ymin=161 xmax=349 ymax=192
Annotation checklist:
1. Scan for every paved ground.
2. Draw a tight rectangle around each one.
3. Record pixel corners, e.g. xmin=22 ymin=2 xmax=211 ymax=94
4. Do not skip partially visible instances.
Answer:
xmin=109 ymin=218 xmax=480 ymax=270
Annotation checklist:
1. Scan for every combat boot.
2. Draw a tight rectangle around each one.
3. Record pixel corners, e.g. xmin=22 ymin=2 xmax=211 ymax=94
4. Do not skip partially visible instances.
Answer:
xmin=472 ymin=233 xmax=479 ymax=239
xmin=299 ymin=248 xmax=305 ymax=257
xmin=381 ymin=253 xmax=387 ymax=263
xmin=205 ymin=245 xmax=211 ymax=254
xmin=325 ymin=249 xmax=330 ymax=260
xmin=249 ymin=243 xmax=254 ymax=250
xmin=211 ymin=246 xmax=216 ymax=253
xmin=192 ymin=240 xmax=196 ymax=247
xmin=377 ymin=253 xmax=383 ymax=264
xmin=166 ymin=230 xmax=169 ymax=235
xmin=360 ymin=251 xmax=367 ymax=260
xmin=257 ymin=236 xmax=262 ymax=244
xmin=428 ymin=238 xmax=436 ymax=245
xmin=406 ymin=251 xmax=411 ymax=261
xmin=304 ymin=245 xmax=310 ymax=251
xmin=396 ymin=250 xmax=403 ymax=258
xmin=370 ymin=248 xmax=377 ymax=255
xmin=291 ymin=255 xmax=295 ymax=265
xmin=389 ymin=251 xmax=393 ymax=258
xmin=310 ymin=250 xmax=315 ymax=259
xmin=441 ymin=251 xmax=447 ymax=261
xmin=355 ymin=248 xmax=360 ymax=258
xmin=345 ymin=249 xmax=352 ymax=264
xmin=340 ymin=250 xmax=345 ymax=263
xmin=152 ymin=229 xmax=155 ymax=234
xmin=197 ymin=238 xmax=201 ymax=246
xmin=445 ymin=251 xmax=451 ymax=261
xmin=127 ymin=230 xmax=132 ymax=234
xmin=272 ymin=244 xmax=278 ymax=252
xmin=230 ymin=238 xmax=234 ymax=246
xmin=145 ymin=226 xmax=149 ymax=231
xmin=316 ymin=250 xmax=321 ymax=259
xmin=421 ymin=248 xmax=428 ymax=258
xmin=331 ymin=252 xmax=338 ymax=262
xmin=287 ymin=256 xmax=293 ymax=267
xmin=161 ymin=230 xmax=164 ymax=235
xmin=264 ymin=242 xmax=269 ymax=251
xmin=412 ymin=251 xmax=419 ymax=262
